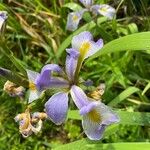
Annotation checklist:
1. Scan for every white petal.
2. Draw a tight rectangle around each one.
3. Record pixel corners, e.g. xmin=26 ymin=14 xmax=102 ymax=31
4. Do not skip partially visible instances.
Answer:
xmin=82 ymin=114 xmax=106 ymax=140
xmin=72 ymin=31 xmax=93 ymax=51
xmin=26 ymin=69 xmax=39 ymax=82
xmin=28 ymin=90 xmax=42 ymax=103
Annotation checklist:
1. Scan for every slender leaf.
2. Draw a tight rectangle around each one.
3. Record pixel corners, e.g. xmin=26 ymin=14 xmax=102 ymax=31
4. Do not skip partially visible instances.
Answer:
xmin=54 ymin=142 xmax=150 ymax=150
xmin=108 ymin=87 xmax=140 ymax=106
xmin=89 ymin=32 xmax=150 ymax=60
xmin=63 ymin=2 xmax=83 ymax=11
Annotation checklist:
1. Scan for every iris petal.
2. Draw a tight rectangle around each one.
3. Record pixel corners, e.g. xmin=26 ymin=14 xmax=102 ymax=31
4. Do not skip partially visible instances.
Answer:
xmin=70 ymin=85 xmax=89 ymax=109
xmin=0 ymin=11 xmax=8 ymax=31
xmin=72 ymin=31 xmax=92 ymax=51
xmin=66 ymin=10 xmax=86 ymax=31
xmin=85 ymin=39 xmax=103 ymax=58
xmin=35 ymin=64 xmax=63 ymax=90
xmin=79 ymin=0 xmax=93 ymax=8
xmin=81 ymin=101 xmax=119 ymax=140
xmin=66 ymin=48 xmax=79 ymax=81
xmin=26 ymin=69 xmax=42 ymax=103
xmin=71 ymin=31 xmax=103 ymax=60
xmin=45 ymin=92 xmax=69 ymax=125
xmin=91 ymin=4 xmax=116 ymax=19
xmin=82 ymin=114 xmax=106 ymax=140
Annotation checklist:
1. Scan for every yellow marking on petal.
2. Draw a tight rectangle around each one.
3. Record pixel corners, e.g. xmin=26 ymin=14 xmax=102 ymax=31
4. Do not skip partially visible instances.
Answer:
xmin=88 ymin=109 xmax=101 ymax=123
xmin=100 ymin=7 xmax=108 ymax=12
xmin=29 ymin=82 xmax=36 ymax=91
xmin=73 ymin=15 xmax=78 ymax=22
xmin=79 ymin=42 xmax=91 ymax=57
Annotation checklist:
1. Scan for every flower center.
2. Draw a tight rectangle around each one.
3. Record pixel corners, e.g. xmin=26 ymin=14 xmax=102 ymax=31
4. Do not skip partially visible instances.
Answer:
xmin=73 ymin=15 xmax=78 ymax=21
xmin=100 ymin=7 xmax=108 ymax=13
xmin=88 ymin=109 xmax=101 ymax=123
xmin=79 ymin=42 xmax=91 ymax=57
xmin=29 ymin=82 xmax=36 ymax=91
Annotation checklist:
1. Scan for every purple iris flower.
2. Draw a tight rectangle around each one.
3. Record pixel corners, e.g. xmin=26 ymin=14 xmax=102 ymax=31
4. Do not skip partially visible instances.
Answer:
xmin=26 ymin=64 xmax=69 ymax=103
xmin=26 ymin=31 xmax=119 ymax=140
xmin=66 ymin=0 xmax=116 ymax=31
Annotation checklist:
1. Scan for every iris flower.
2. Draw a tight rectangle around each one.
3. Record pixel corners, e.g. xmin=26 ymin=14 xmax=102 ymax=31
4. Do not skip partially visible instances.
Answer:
xmin=26 ymin=64 xmax=69 ymax=103
xmin=66 ymin=0 xmax=116 ymax=31
xmin=34 ymin=31 xmax=119 ymax=140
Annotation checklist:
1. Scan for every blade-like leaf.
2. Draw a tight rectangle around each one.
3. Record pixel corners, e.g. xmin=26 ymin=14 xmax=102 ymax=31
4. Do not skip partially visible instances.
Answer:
xmin=54 ymin=142 xmax=150 ymax=150
xmin=89 ymin=32 xmax=150 ymax=60
xmin=63 ymin=2 xmax=83 ymax=11
xmin=108 ymin=86 xmax=140 ymax=106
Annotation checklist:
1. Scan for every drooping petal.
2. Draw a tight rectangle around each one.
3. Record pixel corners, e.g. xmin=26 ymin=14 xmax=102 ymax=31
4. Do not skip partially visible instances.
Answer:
xmin=66 ymin=10 xmax=85 ymax=31
xmin=70 ymin=85 xmax=90 ymax=109
xmin=65 ymin=48 xmax=80 ymax=81
xmin=96 ymin=102 xmax=120 ymax=125
xmin=80 ymin=101 xmax=119 ymax=140
xmin=0 ymin=11 xmax=8 ymax=31
xmin=85 ymin=39 xmax=103 ymax=58
xmin=79 ymin=0 xmax=93 ymax=8
xmin=45 ymin=92 xmax=69 ymax=125
xmin=71 ymin=31 xmax=103 ymax=59
xmin=91 ymin=4 xmax=116 ymax=19
xmin=72 ymin=31 xmax=92 ymax=51
xmin=35 ymin=64 xmax=63 ymax=90
xmin=28 ymin=89 xmax=42 ymax=103
xmin=26 ymin=69 xmax=42 ymax=103
xmin=26 ymin=69 xmax=39 ymax=83
xmin=82 ymin=114 xmax=106 ymax=140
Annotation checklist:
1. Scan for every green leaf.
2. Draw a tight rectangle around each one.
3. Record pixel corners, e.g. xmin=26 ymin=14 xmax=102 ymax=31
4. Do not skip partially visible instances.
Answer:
xmin=108 ymin=87 xmax=140 ymax=106
xmin=68 ymin=110 xmax=150 ymax=126
xmin=63 ymin=3 xmax=83 ymax=11
xmin=54 ymin=142 xmax=150 ymax=150
xmin=90 ymin=32 xmax=150 ymax=60
xmin=142 ymin=81 xmax=150 ymax=95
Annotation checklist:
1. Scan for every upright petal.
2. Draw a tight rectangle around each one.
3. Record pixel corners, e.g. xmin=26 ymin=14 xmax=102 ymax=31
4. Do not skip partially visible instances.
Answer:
xmin=91 ymin=4 xmax=116 ymax=19
xmin=66 ymin=10 xmax=85 ymax=31
xmin=70 ymin=85 xmax=90 ymax=109
xmin=65 ymin=48 xmax=80 ymax=81
xmin=45 ymin=92 xmax=69 ymax=125
xmin=26 ymin=69 xmax=39 ymax=83
xmin=35 ymin=64 xmax=63 ymax=90
xmin=28 ymin=90 xmax=42 ymax=103
xmin=79 ymin=0 xmax=93 ymax=8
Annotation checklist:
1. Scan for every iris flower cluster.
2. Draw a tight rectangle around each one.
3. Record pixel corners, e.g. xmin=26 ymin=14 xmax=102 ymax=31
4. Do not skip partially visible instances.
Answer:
xmin=66 ymin=0 xmax=116 ymax=31
xmin=25 ymin=31 xmax=119 ymax=140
